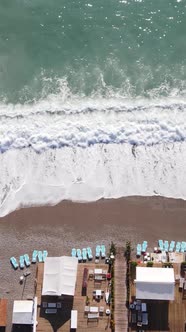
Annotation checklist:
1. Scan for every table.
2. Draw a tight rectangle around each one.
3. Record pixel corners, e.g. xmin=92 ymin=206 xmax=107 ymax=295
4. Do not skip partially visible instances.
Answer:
xmin=94 ymin=269 xmax=102 ymax=274
xmin=90 ymin=306 xmax=98 ymax=313
xmin=95 ymin=290 xmax=102 ymax=296
xmin=106 ymin=309 xmax=110 ymax=316
xmin=48 ymin=303 xmax=56 ymax=308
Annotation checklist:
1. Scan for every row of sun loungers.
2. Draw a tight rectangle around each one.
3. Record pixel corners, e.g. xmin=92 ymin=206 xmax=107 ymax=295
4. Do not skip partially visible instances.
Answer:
xmin=158 ymin=240 xmax=186 ymax=253
xmin=72 ymin=247 xmax=93 ymax=262
xmin=136 ymin=241 xmax=148 ymax=256
xmin=71 ymin=245 xmax=106 ymax=262
xmin=96 ymin=245 xmax=106 ymax=259
xmin=10 ymin=250 xmax=48 ymax=269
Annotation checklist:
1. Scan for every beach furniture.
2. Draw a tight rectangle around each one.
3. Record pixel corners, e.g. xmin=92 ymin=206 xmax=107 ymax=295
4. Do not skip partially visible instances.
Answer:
xmin=141 ymin=241 xmax=147 ymax=253
xmin=19 ymin=255 xmax=25 ymax=269
xmin=87 ymin=247 xmax=93 ymax=260
xmin=175 ymin=242 xmax=181 ymax=253
xmin=76 ymin=249 xmax=82 ymax=262
xmin=95 ymin=245 xmax=101 ymax=259
xmin=136 ymin=244 xmax=141 ymax=257
xmin=38 ymin=251 xmax=43 ymax=263
xmin=164 ymin=240 xmax=169 ymax=252
xmin=71 ymin=248 xmax=76 ymax=258
xmin=32 ymin=250 xmax=38 ymax=263
xmin=158 ymin=239 xmax=164 ymax=251
xmin=101 ymin=245 xmax=106 ymax=259
xmin=24 ymin=254 xmax=31 ymax=267
xmin=43 ymin=250 xmax=48 ymax=262
xmin=10 ymin=256 xmax=19 ymax=269
xmin=82 ymin=248 xmax=87 ymax=262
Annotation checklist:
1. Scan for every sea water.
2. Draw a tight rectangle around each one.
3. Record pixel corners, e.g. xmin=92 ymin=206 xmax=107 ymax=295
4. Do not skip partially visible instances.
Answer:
xmin=0 ymin=0 xmax=186 ymax=216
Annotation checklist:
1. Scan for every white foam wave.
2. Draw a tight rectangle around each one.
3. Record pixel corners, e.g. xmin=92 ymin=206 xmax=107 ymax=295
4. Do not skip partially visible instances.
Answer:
xmin=0 ymin=95 xmax=186 ymax=152
xmin=0 ymin=142 xmax=186 ymax=217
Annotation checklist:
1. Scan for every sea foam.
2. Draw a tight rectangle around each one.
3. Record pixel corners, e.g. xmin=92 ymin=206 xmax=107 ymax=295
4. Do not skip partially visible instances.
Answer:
xmin=0 ymin=95 xmax=186 ymax=216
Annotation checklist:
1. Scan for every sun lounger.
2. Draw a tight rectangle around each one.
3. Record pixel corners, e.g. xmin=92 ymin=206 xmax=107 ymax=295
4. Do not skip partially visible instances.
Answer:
xmin=10 ymin=256 xmax=19 ymax=269
xmin=19 ymin=255 xmax=25 ymax=269
xmin=87 ymin=247 xmax=93 ymax=260
xmin=101 ymin=245 xmax=106 ymax=258
xmin=82 ymin=248 xmax=87 ymax=262
xmin=136 ymin=244 xmax=141 ymax=256
xmin=24 ymin=254 xmax=31 ymax=267
xmin=77 ymin=249 xmax=82 ymax=262
xmin=32 ymin=250 xmax=38 ymax=263
xmin=43 ymin=250 xmax=48 ymax=262
xmin=71 ymin=248 xmax=76 ymax=258
xmin=95 ymin=245 xmax=101 ymax=259
xmin=38 ymin=251 xmax=43 ymax=263
xmin=142 ymin=312 xmax=148 ymax=325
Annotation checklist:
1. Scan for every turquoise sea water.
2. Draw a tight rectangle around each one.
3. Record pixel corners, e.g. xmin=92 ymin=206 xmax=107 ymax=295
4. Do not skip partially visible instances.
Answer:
xmin=0 ymin=0 xmax=186 ymax=103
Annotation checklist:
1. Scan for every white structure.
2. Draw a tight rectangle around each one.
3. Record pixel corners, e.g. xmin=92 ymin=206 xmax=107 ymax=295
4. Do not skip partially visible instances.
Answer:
xmin=135 ymin=267 xmax=175 ymax=300
xmin=71 ymin=310 xmax=78 ymax=329
xmin=42 ymin=256 xmax=78 ymax=297
xmin=12 ymin=300 xmax=34 ymax=324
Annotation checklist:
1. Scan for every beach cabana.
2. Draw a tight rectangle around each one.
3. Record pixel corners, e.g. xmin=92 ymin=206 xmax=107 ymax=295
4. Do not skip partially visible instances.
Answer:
xmin=135 ymin=267 xmax=175 ymax=300
xmin=42 ymin=256 xmax=78 ymax=297
xmin=12 ymin=298 xmax=37 ymax=331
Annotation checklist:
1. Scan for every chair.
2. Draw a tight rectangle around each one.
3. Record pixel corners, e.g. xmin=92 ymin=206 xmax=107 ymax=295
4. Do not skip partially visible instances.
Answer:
xmin=131 ymin=312 xmax=136 ymax=324
xmin=87 ymin=247 xmax=93 ymax=260
xmin=24 ymin=254 xmax=31 ymax=267
xmin=95 ymin=245 xmax=101 ymax=259
xmin=82 ymin=248 xmax=87 ymax=262
xmin=38 ymin=251 xmax=43 ymax=263
xmin=32 ymin=250 xmax=38 ymax=263
xmin=99 ymin=306 xmax=104 ymax=316
xmin=84 ymin=306 xmax=90 ymax=315
xmin=71 ymin=248 xmax=76 ymax=257
xmin=142 ymin=312 xmax=148 ymax=325
xmin=77 ymin=248 xmax=82 ymax=262
xmin=43 ymin=250 xmax=48 ymax=262
xmin=89 ymin=269 xmax=94 ymax=280
xmin=42 ymin=302 xmax=47 ymax=308
xmin=19 ymin=256 xmax=25 ymax=269
xmin=101 ymin=245 xmax=106 ymax=258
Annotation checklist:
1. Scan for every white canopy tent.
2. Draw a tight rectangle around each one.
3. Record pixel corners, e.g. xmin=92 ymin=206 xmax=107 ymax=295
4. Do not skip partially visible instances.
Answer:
xmin=42 ymin=256 xmax=78 ymax=297
xmin=135 ymin=267 xmax=175 ymax=300
xmin=12 ymin=300 xmax=33 ymax=324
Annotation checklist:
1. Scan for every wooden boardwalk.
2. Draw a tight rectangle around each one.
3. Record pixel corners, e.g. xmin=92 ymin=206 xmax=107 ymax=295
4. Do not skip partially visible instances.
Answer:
xmin=114 ymin=248 xmax=128 ymax=332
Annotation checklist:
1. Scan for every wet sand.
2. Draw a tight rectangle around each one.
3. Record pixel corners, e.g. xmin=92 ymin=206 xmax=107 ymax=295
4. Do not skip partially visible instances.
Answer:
xmin=1 ymin=196 xmax=186 ymax=329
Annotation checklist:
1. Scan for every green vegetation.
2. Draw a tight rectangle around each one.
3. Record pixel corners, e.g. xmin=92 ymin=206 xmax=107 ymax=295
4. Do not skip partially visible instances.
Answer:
xmin=130 ymin=261 xmax=137 ymax=280
xmin=124 ymin=241 xmax=132 ymax=307
xmin=147 ymin=261 xmax=154 ymax=267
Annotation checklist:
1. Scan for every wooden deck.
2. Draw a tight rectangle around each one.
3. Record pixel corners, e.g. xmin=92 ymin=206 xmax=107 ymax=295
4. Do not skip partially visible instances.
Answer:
xmin=114 ymin=248 xmax=128 ymax=332
xmin=129 ymin=263 xmax=186 ymax=332
xmin=36 ymin=262 xmax=112 ymax=332
xmin=0 ymin=299 xmax=7 ymax=327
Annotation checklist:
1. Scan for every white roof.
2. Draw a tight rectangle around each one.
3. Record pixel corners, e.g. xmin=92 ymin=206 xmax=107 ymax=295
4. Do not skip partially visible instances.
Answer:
xmin=136 ymin=267 xmax=175 ymax=283
xmin=12 ymin=300 xmax=33 ymax=324
xmin=42 ymin=256 xmax=78 ymax=296
xmin=135 ymin=267 xmax=175 ymax=300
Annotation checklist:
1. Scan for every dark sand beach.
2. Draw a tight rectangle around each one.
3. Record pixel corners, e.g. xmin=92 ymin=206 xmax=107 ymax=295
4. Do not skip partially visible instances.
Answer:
xmin=1 ymin=196 xmax=186 ymax=329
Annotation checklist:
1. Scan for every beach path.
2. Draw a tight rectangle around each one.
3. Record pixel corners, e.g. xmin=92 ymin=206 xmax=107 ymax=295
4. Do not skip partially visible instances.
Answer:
xmin=114 ymin=247 xmax=128 ymax=332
